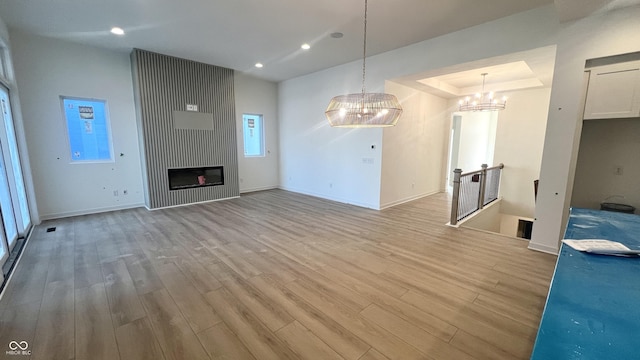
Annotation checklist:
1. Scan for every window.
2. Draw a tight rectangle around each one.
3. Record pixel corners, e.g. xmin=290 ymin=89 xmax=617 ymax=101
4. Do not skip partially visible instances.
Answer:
xmin=61 ymin=96 xmax=114 ymax=162
xmin=242 ymin=114 xmax=264 ymax=157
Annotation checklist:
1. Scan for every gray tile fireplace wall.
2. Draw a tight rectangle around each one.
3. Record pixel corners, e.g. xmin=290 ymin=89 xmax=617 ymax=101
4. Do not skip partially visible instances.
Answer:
xmin=131 ymin=49 xmax=239 ymax=209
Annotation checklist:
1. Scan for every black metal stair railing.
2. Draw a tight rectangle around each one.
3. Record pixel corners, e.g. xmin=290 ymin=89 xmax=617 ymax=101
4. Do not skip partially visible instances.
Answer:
xmin=450 ymin=163 xmax=504 ymax=225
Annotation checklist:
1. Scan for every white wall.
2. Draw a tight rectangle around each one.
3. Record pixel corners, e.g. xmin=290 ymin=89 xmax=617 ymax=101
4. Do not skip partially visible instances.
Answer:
xmin=531 ymin=5 xmax=640 ymax=254
xmin=234 ymin=73 xmax=279 ymax=193
xmin=380 ymin=82 xmax=449 ymax=208
xmin=493 ymin=87 xmax=551 ymax=218
xmin=278 ymin=61 xmax=385 ymax=209
xmin=571 ymin=118 xmax=640 ymax=212
xmin=278 ymin=5 xmax=559 ymax=210
xmin=10 ymin=31 xmax=144 ymax=219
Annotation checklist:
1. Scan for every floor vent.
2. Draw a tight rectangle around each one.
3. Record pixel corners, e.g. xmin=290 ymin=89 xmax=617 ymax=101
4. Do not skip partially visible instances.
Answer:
xmin=46 ymin=227 xmax=56 ymax=232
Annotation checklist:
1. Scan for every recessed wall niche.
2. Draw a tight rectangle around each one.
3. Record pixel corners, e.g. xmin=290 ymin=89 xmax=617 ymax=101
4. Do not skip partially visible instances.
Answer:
xmin=131 ymin=49 xmax=239 ymax=209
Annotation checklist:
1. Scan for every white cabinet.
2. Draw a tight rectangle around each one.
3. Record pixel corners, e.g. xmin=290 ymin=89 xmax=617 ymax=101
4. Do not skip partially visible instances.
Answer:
xmin=584 ymin=61 xmax=640 ymax=120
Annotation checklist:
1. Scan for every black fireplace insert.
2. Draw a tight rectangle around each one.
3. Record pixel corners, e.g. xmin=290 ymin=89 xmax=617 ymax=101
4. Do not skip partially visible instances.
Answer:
xmin=168 ymin=166 xmax=224 ymax=190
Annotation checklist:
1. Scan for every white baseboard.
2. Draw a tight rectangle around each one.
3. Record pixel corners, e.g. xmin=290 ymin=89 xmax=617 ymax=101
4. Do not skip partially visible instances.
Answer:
xmin=278 ymin=185 xmax=379 ymax=210
xmin=379 ymin=190 xmax=442 ymax=210
xmin=528 ymin=241 xmax=560 ymax=255
xmin=39 ymin=202 xmax=146 ymax=220
xmin=240 ymin=185 xmax=279 ymax=194
xmin=146 ymin=195 xmax=240 ymax=211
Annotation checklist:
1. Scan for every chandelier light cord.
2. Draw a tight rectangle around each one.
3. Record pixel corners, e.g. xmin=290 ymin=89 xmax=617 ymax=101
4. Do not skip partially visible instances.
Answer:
xmin=361 ymin=0 xmax=368 ymax=97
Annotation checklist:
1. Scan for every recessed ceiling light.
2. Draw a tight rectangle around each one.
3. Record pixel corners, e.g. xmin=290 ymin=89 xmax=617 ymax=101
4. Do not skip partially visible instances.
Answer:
xmin=110 ymin=27 xmax=125 ymax=35
xmin=255 ymin=63 xmax=263 ymax=68
xmin=301 ymin=43 xmax=311 ymax=50
xmin=330 ymin=32 xmax=344 ymax=39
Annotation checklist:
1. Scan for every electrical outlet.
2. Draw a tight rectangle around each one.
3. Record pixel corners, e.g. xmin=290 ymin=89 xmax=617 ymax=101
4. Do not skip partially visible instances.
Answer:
xmin=614 ymin=166 xmax=624 ymax=175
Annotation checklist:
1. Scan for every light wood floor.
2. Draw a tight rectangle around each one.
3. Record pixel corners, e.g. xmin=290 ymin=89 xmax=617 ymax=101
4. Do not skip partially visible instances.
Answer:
xmin=0 ymin=190 xmax=556 ymax=360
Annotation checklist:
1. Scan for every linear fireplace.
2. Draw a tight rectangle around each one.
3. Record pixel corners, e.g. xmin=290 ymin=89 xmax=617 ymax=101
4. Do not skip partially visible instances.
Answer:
xmin=168 ymin=166 xmax=224 ymax=190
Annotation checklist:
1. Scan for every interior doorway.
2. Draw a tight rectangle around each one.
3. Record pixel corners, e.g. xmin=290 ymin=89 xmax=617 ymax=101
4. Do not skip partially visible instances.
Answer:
xmin=446 ymin=111 xmax=498 ymax=191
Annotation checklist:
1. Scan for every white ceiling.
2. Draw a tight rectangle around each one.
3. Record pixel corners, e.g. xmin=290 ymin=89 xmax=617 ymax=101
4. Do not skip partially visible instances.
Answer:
xmin=0 ymin=0 xmax=553 ymax=82
xmin=1 ymin=0 xmax=638 ymax=84
xmin=398 ymin=45 xmax=558 ymax=98
xmin=417 ymin=62 xmax=543 ymax=97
